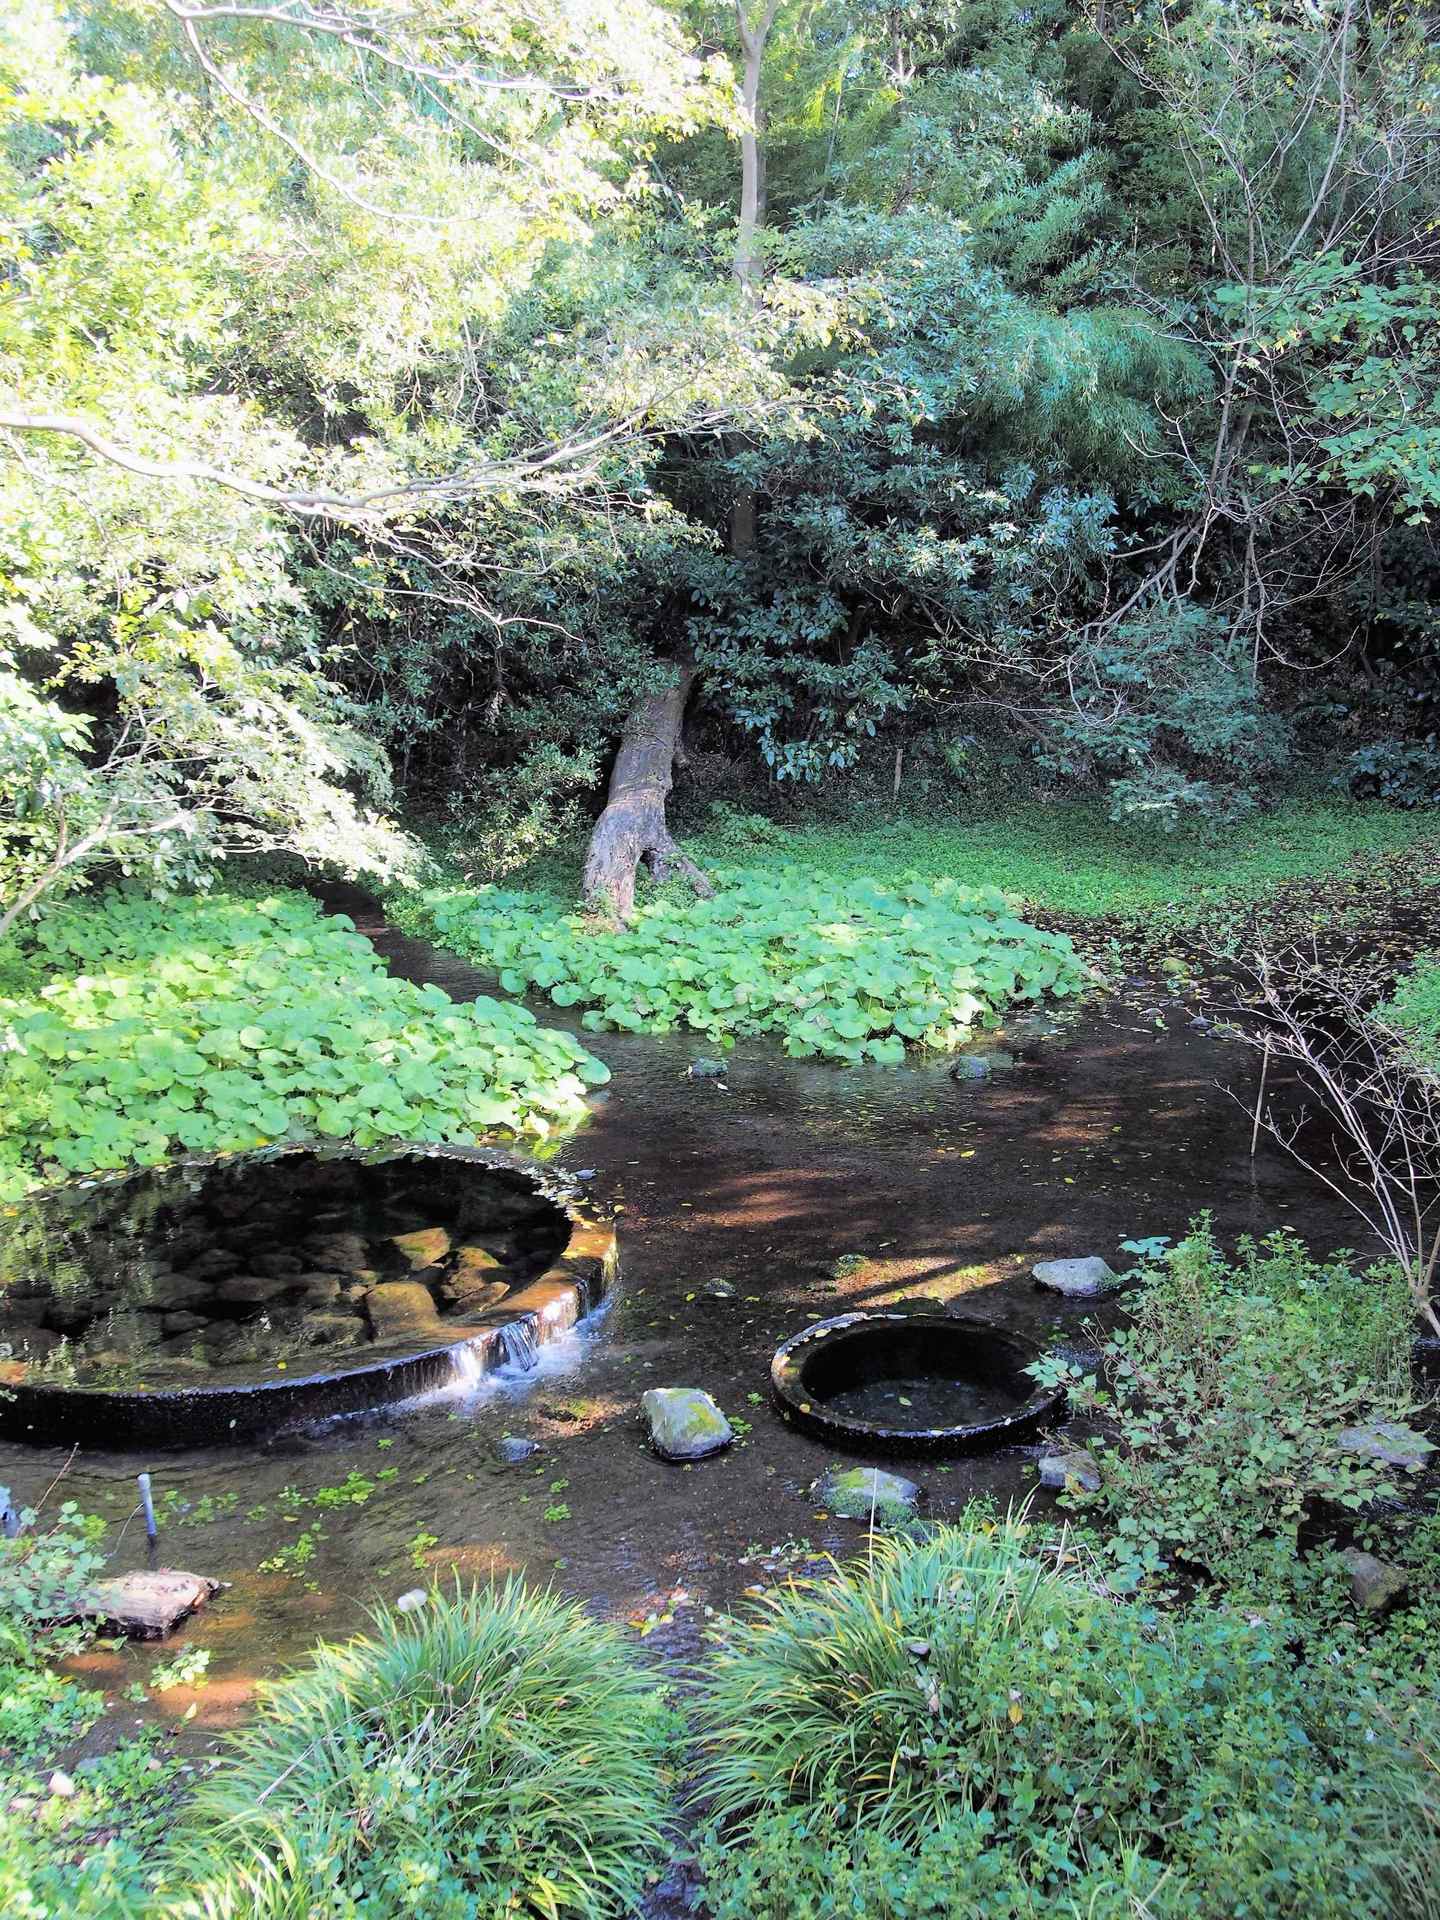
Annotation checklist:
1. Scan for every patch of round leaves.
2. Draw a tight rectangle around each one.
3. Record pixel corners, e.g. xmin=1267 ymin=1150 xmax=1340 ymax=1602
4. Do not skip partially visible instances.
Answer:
xmin=163 ymin=1582 xmax=678 ymax=1920
xmin=694 ymin=1518 xmax=1439 ymax=1920
xmin=409 ymin=866 xmax=1087 ymax=1064
xmin=0 ymin=890 xmax=609 ymax=1198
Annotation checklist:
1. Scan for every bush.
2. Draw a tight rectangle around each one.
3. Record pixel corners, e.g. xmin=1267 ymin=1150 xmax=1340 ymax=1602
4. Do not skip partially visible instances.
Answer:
xmin=695 ymin=1520 xmax=1440 ymax=1920
xmin=0 ymin=889 xmax=610 ymax=1198
xmin=402 ymin=867 xmax=1087 ymax=1065
xmin=166 ymin=1581 xmax=677 ymax=1920
xmin=1033 ymin=1225 xmax=1427 ymax=1601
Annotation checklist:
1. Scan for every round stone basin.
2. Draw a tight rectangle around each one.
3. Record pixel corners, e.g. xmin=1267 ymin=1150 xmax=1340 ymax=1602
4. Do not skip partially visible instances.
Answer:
xmin=0 ymin=1145 xmax=616 ymax=1448
xmin=771 ymin=1310 xmax=1063 ymax=1456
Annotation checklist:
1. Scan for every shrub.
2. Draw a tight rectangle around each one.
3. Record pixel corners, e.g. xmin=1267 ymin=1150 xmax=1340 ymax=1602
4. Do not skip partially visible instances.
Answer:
xmin=1033 ymin=1225 xmax=1427 ymax=1601
xmin=166 ymin=1581 xmax=676 ymax=1920
xmin=402 ymin=866 xmax=1087 ymax=1065
xmin=695 ymin=1519 xmax=1440 ymax=1920
xmin=0 ymin=889 xmax=609 ymax=1198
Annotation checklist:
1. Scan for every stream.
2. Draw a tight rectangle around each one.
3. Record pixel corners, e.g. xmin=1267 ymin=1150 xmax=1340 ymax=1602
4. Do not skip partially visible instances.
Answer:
xmin=0 ymin=888 xmax=1366 ymax=1766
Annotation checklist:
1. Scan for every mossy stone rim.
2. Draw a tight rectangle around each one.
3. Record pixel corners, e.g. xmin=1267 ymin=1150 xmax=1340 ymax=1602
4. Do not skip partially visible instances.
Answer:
xmin=770 ymin=1308 xmax=1065 ymax=1457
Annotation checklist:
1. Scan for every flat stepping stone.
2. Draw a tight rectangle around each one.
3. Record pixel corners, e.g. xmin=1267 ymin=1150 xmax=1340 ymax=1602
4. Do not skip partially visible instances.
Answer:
xmin=75 ymin=1569 xmax=221 ymax=1640
xmin=1336 ymin=1420 xmax=1435 ymax=1471
xmin=1038 ymin=1447 xmax=1102 ymax=1493
xmin=641 ymin=1387 xmax=733 ymax=1461
xmin=812 ymin=1466 xmax=920 ymax=1521
xmin=1032 ymin=1256 xmax=1122 ymax=1299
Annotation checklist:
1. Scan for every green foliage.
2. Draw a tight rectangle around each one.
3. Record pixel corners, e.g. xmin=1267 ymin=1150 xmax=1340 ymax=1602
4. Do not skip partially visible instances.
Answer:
xmin=406 ymin=866 xmax=1086 ymax=1063
xmin=0 ymin=887 xmax=608 ymax=1197
xmin=1032 ymin=1225 xmax=1425 ymax=1601
xmin=695 ymin=1518 xmax=1440 ymax=1920
xmin=166 ymin=1581 xmax=677 ymax=1920
xmin=1382 ymin=955 xmax=1440 ymax=1070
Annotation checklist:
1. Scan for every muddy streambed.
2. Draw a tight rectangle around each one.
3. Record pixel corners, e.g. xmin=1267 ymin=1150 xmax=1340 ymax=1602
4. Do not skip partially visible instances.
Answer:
xmin=0 ymin=892 xmax=1366 ymax=1760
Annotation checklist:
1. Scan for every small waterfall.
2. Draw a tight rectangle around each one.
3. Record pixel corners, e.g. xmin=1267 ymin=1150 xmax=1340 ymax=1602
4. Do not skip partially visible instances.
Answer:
xmin=448 ymin=1339 xmax=487 ymax=1391
xmin=498 ymin=1316 xmax=540 ymax=1373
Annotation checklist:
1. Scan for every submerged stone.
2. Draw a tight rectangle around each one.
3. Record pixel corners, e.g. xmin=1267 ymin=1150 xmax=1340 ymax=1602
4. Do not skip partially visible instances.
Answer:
xmin=495 ymin=1434 xmax=539 ymax=1463
xmin=687 ymin=1058 xmax=727 ymax=1080
xmin=641 ymin=1387 xmax=733 ymax=1461
xmin=363 ymin=1281 xmax=443 ymax=1339
xmin=1336 ymin=1419 xmax=1435 ymax=1471
xmin=812 ymin=1465 xmax=920 ymax=1521
xmin=1340 ymin=1547 xmax=1410 ymax=1614
xmin=1032 ymin=1256 xmax=1122 ymax=1299
xmin=76 ymin=1569 xmax=222 ymax=1640
xmin=1038 ymin=1447 xmax=1102 ymax=1493
xmin=391 ymin=1227 xmax=452 ymax=1271
xmin=950 ymin=1049 xmax=1015 ymax=1082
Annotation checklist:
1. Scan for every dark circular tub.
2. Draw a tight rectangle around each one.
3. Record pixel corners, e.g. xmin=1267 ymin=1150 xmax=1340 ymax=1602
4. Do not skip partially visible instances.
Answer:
xmin=771 ymin=1309 xmax=1064 ymax=1456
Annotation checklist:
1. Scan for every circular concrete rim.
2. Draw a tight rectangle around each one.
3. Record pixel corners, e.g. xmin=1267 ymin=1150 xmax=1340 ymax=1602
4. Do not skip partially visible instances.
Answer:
xmin=0 ymin=1142 xmax=617 ymax=1449
xmin=770 ymin=1308 xmax=1065 ymax=1457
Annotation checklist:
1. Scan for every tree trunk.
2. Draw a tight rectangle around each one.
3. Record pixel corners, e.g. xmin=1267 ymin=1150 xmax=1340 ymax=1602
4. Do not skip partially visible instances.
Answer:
xmin=581 ymin=661 xmax=713 ymax=921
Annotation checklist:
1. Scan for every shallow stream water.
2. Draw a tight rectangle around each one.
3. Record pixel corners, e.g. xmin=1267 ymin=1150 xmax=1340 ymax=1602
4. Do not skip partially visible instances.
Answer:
xmin=0 ymin=886 xmax=1367 ymax=1780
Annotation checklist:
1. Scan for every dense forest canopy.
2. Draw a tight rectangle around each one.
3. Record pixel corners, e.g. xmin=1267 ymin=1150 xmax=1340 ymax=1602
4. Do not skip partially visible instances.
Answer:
xmin=3 ymin=0 xmax=1438 ymax=924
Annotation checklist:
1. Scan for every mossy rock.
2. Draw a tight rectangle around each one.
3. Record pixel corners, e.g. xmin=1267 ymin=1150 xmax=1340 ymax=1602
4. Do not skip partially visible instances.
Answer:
xmin=640 ymin=1387 xmax=733 ymax=1461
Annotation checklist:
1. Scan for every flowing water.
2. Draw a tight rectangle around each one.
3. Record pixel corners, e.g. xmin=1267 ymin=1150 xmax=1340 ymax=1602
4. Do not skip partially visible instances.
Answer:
xmin=0 ymin=884 xmax=1378 ymax=1799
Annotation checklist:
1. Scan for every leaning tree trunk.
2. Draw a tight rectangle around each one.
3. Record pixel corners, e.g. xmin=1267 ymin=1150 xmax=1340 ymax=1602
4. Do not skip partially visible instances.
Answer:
xmin=581 ymin=661 xmax=713 ymax=921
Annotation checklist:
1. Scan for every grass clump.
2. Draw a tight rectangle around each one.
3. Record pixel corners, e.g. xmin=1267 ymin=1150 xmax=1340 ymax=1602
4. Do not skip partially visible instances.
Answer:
xmin=166 ymin=1581 xmax=676 ymax=1920
xmin=1033 ymin=1225 xmax=1430 ymax=1604
xmin=402 ymin=867 xmax=1086 ymax=1065
xmin=695 ymin=1518 xmax=1440 ymax=1920
xmin=0 ymin=888 xmax=609 ymax=1198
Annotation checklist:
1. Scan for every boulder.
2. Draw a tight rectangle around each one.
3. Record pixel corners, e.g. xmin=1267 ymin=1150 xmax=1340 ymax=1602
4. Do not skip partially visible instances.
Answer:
xmin=0 ymin=1323 xmax=62 ymax=1361
xmin=1032 ymin=1256 xmax=1122 ymax=1300
xmin=296 ymin=1310 xmax=368 ymax=1350
xmin=76 ymin=1569 xmax=222 ymax=1640
xmin=391 ymin=1227 xmax=452 ymax=1271
xmin=640 ymin=1387 xmax=733 ymax=1461
xmin=1038 ymin=1447 xmax=1102 ymax=1493
xmin=1336 ymin=1420 xmax=1435 ymax=1472
xmin=364 ymin=1281 xmax=443 ymax=1340
xmin=447 ymin=1279 xmax=510 ymax=1317
xmin=452 ymin=1243 xmax=505 ymax=1277
xmin=303 ymin=1232 xmax=371 ymax=1274
xmin=495 ymin=1434 xmax=539 ymax=1463
xmin=161 ymin=1310 xmax=209 ymax=1336
xmin=94 ymin=1313 xmax=159 ymax=1353
xmin=214 ymin=1273 xmax=291 ymax=1307
xmin=136 ymin=1273 xmax=215 ymax=1313
xmin=186 ymin=1249 xmax=241 ymax=1281
xmin=252 ymin=1252 xmax=307 ymax=1280
xmin=812 ymin=1466 xmax=921 ymax=1521
xmin=284 ymin=1273 xmax=345 ymax=1309
xmin=1340 ymin=1547 xmax=1410 ymax=1615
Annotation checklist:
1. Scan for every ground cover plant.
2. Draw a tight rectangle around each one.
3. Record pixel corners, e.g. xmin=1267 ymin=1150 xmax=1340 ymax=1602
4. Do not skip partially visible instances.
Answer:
xmin=1386 ymin=957 xmax=1440 ymax=1071
xmin=396 ymin=867 xmax=1087 ymax=1064
xmin=1033 ymin=1226 xmax=1431 ymax=1604
xmin=165 ymin=1581 xmax=678 ymax=1920
xmin=694 ymin=1518 xmax=1440 ymax=1920
xmin=0 ymin=889 xmax=609 ymax=1199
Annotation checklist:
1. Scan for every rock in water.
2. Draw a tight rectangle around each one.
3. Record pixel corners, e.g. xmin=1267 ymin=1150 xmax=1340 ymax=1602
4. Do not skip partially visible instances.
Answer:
xmin=640 ymin=1388 xmax=733 ymax=1461
xmin=1032 ymin=1256 xmax=1122 ymax=1299
xmin=495 ymin=1434 xmax=538 ymax=1463
xmin=363 ymin=1282 xmax=443 ymax=1339
xmin=1038 ymin=1447 xmax=1102 ymax=1493
xmin=77 ymin=1569 xmax=222 ymax=1640
xmin=812 ymin=1466 xmax=920 ymax=1521
xmin=391 ymin=1227 xmax=452 ymax=1271
xmin=1340 ymin=1548 xmax=1410 ymax=1614
xmin=1336 ymin=1419 xmax=1435 ymax=1471
xmin=950 ymin=1049 xmax=1015 ymax=1082
xmin=687 ymin=1058 xmax=727 ymax=1080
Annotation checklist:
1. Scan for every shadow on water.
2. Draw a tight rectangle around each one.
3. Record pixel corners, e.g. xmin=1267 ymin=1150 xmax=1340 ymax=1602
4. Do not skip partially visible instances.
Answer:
xmin=1 ymin=882 xmax=1373 ymax=1759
